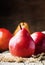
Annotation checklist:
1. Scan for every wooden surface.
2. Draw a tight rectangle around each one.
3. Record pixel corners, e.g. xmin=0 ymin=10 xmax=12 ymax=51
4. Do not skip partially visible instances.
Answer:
xmin=0 ymin=0 xmax=45 ymax=33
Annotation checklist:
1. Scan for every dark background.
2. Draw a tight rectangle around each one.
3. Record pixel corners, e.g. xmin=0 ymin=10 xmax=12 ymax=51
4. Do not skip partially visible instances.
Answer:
xmin=0 ymin=0 xmax=45 ymax=33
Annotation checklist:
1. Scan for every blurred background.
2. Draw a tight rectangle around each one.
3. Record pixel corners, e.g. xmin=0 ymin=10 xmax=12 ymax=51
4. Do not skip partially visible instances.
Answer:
xmin=0 ymin=0 xmax=45 ymax=33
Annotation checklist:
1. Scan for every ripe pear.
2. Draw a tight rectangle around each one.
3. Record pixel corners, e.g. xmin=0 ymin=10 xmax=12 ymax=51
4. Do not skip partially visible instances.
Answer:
xmin=13 ymin=22 xmax=31 ymax=35
xmin=42 ymin=31 xmax=45 ymax=34
xmin=31 ymin=32 xmax=45 ymax=55
xmin=9 ymin=26 xmax=35 ymax=57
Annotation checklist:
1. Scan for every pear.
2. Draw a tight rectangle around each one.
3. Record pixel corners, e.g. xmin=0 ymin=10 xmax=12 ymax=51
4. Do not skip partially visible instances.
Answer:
xmin=13 ymin=22 xmax=31 ymax=35
xmin=9 ymin=25 xmax=35 ymax=57
xmin=31 ymin=32 xmax=45 ymax=55
xmin=42 ymin=31 xmax=45 ymax=34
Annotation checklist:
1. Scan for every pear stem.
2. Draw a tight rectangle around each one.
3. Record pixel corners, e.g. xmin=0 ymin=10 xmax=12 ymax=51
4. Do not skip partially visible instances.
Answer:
xmin=20 ymin=24 xmax=22 ymax=29
xmin=23 ymin=22 xmax=24 ymax=25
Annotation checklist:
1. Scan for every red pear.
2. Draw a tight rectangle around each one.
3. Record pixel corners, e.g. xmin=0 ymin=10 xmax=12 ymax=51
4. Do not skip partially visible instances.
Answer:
xmin=0 ymin=28 xmax=12 ymax=51
xmin=31 ymin=32 xmax=45 ymax=54
xmin=42 ymin=31 xmax=45 ymax=34
xmin=13 ymin=22 xmax=31 ymax=35
xmin=9 ymin=26 xmax=35 ymax=57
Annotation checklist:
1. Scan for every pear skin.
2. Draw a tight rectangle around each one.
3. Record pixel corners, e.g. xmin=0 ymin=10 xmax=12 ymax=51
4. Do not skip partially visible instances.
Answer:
xmin=9 ymin=27 xmax=35 ymax=57
xmin=13 ymin=22 xmax=31 ymax=35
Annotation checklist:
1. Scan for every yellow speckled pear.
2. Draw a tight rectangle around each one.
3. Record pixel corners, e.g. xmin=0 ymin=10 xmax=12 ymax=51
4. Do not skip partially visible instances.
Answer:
xmin=13 ymin=22 xmax=31 ymax=35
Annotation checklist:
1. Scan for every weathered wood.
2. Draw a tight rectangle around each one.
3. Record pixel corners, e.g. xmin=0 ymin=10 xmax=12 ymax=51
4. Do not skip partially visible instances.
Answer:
xmin=0 ymin=0 xmax=45 ymax=33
